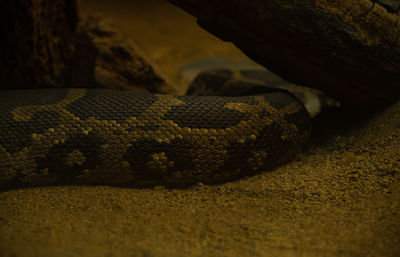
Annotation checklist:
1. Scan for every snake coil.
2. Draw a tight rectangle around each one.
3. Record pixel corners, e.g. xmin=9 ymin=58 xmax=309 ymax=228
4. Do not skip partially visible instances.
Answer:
xmin=0 ymin=71 xmax=311 ymax=189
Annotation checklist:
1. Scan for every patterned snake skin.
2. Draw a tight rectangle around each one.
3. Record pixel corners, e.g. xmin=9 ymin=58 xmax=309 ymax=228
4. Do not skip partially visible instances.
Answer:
xmin=0 ymin=70 xmax=311 ymax=189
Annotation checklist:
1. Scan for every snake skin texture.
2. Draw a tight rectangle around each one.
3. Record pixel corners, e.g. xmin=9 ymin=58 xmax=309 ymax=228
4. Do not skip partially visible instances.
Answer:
xmin=0 ymin=72 xmax=311 ymax=189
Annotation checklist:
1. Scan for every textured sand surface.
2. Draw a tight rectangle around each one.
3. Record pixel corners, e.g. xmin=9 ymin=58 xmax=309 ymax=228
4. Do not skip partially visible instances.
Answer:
xmin=1 ymin=1 xmax=399 ymax=256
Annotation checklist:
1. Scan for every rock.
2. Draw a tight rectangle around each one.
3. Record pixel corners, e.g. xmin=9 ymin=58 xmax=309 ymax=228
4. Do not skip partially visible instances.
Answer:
xmin=70 ymin=15 xmax=176 ymax=94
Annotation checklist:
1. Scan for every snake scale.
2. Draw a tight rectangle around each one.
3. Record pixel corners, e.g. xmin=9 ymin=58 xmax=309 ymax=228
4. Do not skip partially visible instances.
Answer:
xmin=0 ymin=70 xmax=311 ymax=189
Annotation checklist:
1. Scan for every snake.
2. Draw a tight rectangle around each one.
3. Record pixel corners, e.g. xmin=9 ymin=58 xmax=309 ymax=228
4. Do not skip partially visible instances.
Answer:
xmin=0 ymin=70 xmax=311 ymax=189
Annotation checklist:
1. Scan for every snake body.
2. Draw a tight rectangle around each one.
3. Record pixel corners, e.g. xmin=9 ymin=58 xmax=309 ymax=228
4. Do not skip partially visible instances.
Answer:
xmin=0 ymin=71 xmax=311 ymax=189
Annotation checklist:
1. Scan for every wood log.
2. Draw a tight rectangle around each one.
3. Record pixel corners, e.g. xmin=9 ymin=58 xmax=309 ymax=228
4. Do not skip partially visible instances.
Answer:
xmin=0 ymin=0 xmax=79 ymax=89
xmin=0 ymin=0 xmax=174 ymax=94
xmin=167 ymin=0 xmax=400 ymax=106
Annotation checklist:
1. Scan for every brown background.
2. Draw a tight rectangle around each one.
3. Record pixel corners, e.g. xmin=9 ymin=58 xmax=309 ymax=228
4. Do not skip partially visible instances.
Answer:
xmin=0 ymin=1 xmax=399 ymax=256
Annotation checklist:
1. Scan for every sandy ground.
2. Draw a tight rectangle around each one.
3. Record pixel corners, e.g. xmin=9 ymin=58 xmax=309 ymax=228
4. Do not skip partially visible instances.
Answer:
xmin=1 ymin=1 xmax=399 ymax=256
